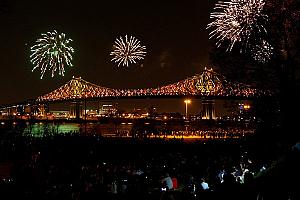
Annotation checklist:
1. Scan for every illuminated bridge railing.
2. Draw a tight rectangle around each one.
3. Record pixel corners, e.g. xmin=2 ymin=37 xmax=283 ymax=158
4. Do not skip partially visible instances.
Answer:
xmin=37 ymin=68 xmax=273 ymax=102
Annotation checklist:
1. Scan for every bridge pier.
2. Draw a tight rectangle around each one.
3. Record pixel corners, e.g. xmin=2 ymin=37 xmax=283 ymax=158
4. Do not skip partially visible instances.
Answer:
xmin=37 ymin=103 xmax=49 ymax=116
xmin=201 ymin=99 xmax=215 ymax=120
xmin=70 ymin=101 xmax=83 ymax=120
xmin=7 ymin=106 xmax=17 ymax=116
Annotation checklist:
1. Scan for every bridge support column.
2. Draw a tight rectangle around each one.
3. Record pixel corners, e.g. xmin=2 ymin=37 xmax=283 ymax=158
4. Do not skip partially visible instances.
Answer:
xmin=70 ymin=101 xmax=83 ymax=120
xmin=37 ymin=103 xmax=48 ymax=117
xmin=202 ymin=99 xmax=215 ymax=120
xmin=7 ymin=107 xmax=12 ymax=116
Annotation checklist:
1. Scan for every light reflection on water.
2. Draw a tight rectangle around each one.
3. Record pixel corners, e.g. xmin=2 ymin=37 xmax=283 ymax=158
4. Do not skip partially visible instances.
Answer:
xmin=24 ymin=123 xmax=80 ymax=137
xmin=13 ymin=120 xmax=256 ymax=139
xmin=23 ymin=122 xmax=133 ymax=137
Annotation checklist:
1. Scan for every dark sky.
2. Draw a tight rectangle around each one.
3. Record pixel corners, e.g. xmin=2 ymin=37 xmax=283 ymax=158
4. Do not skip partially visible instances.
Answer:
xmin=0 ymin=0 xmax=217 ymax=105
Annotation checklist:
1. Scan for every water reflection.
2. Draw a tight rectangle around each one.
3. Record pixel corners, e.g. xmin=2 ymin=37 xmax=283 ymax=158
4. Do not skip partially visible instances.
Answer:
xmin=19 ymin=121 xmax=254 ymax=139
xmin=23 ymin=122 xmax=133 ymax=137
xmin=24 ymin=123 xmax=80 ymax=137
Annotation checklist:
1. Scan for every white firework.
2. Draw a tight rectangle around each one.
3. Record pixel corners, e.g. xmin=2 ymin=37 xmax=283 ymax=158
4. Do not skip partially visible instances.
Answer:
xmin=207 ymin=0 xmax=268 ymax=52
xmin=252 ymin=40 xmax=273 ymax=63
xmin=110 ymin=35 xmax=146 ymax=67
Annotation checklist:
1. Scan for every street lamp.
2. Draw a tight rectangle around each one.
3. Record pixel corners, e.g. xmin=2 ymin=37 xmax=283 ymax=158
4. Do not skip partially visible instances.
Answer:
xmin=184 ymin=99 xmax=191 ymax=119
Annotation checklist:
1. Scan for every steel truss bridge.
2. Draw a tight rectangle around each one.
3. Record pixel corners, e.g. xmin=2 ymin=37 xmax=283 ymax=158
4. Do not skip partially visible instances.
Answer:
xmin=37 ymin=68 xmax=273 ymax=102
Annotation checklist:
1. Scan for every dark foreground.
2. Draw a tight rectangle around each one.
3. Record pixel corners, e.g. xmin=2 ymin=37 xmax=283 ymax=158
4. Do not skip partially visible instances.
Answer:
xmin=0 ymin=133 xmax=299 ymax=200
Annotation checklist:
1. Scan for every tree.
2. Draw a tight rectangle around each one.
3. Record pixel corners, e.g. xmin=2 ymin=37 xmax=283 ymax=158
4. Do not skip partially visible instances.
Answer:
xmin=209 ymin=0 xmax=300 ymax=144
xmin=265 ymin=0 xmax=300 ymax=143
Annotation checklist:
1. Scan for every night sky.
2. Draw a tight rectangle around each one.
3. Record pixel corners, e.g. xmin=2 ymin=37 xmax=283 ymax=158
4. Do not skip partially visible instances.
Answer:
xmin=0 ymin=0 xmax=217 ymax=107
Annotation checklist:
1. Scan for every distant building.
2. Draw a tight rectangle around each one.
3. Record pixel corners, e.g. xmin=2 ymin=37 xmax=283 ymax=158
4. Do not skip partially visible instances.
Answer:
xmin=86 ymin=109 xmax=98 ymax=116
xmin=99 ymin=102 xmax=117 ymax=116
xmin=51 ymin=111 xmax=69 ymax=118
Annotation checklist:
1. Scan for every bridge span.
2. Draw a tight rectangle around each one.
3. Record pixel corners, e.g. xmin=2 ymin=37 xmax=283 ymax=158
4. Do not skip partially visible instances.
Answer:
xmin=37 ymin=68 xmax=273 ymax=102
xmin=0 ymin=68 xmax=274 ymax=120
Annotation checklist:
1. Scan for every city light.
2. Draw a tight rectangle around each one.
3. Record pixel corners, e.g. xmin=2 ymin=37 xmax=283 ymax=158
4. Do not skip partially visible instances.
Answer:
xmin=243 ymin=104 xmax=251 ymax=110
xmin=184 ymin=99 xmax=191 ymax=119
xmin=184 ymin=99 xmax=191 ymax=104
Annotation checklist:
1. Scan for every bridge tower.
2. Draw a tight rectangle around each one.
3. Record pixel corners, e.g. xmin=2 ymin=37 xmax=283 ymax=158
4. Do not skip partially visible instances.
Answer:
xmin=69 ymin=101 xmax=83 ymax=120
xmin=37 ymin=103 xmax=49 ymax=116
xmin=202 ymin=99 xmax=215 ymax=120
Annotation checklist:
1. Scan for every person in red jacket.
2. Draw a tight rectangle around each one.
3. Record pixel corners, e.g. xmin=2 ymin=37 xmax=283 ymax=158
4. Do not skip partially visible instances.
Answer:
xmin=172 ymin=177 xmax=178 ymax=189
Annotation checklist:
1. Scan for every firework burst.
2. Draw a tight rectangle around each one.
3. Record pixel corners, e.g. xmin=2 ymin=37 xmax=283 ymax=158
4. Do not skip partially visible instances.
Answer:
xmin=30 ymin=30 xmax=74 ymax=79
xmin=110 ymin=35 xmax=146 ymax=67
xmin=207 ymin=0 xmax=268 ymax=52
xmin=251 ymin=40 xmax=273 ymax=63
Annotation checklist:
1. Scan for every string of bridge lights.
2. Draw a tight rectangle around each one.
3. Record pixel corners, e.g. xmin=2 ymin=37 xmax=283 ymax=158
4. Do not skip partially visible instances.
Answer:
xmin=37 ymin=68 xmax=272 ymax=102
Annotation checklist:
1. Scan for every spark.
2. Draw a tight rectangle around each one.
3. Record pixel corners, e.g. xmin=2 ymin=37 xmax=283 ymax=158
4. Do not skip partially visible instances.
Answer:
xmin=30 ymin=30 xmax=74 ymax=79
xmin=110 ymin=35 xmax=146 ymax=67
xmin=251 ymin=40 xmax=273 ymax=63
xmin=207 ymin=0 xmax=268 ymax=52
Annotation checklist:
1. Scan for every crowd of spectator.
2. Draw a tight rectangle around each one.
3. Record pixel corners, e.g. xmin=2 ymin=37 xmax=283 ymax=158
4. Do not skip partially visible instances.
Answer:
xmin=0 ymin=132 xmax=299 ymax=200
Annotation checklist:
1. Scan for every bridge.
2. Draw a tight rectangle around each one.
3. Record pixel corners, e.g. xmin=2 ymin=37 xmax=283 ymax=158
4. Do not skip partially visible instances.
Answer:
xmin=37 ymin=68 xmax=272 ymax=102
xmin=0 ymin=68 xmax=274 ymax=120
